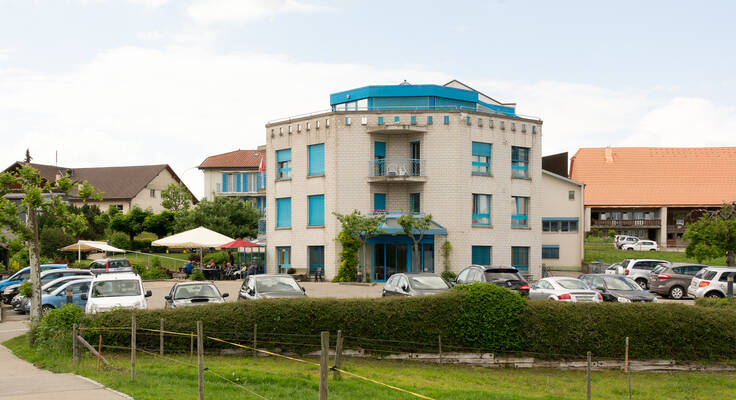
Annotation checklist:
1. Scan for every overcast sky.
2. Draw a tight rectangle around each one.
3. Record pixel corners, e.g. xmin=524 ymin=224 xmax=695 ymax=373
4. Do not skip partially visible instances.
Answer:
xmin=2 ymin=0 xmax=735 ymax=199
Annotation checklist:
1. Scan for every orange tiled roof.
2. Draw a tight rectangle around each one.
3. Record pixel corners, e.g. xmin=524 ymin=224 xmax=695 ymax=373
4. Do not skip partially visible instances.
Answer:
xmin=198 ymin=150 xmax=265 ymax=169
xmin=570 ymin=147 xmax=736 ymax=207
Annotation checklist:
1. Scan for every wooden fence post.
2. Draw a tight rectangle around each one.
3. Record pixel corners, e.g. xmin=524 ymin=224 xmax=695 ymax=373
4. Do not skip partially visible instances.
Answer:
xmin=320 ymin=331 xmax=329 ymax=400
xmin=97 ymin=334 xmax=102 ymax=373
xmin=253 ymin=323 xmax=257 ymax=357
xmin=72 ymin=323 xmax=79 ymax=365
xmin=333 ymin=330 xmax=343 ymax=380
xmin=160 ymin=318 xmax=164 ymax=356
xmin=197 ymin=321 xmax=204 ymax=400
xmin=131 ymin=314 xmax=136 ymax=382
xmin=438 ymin=335 xmax=443 ymax=364
xmin=190 ymin=332 xmax=194 ymax=362
xmin=624 ymin=336 xmax=629 ymax=373
xmin=586 ymin=351 xmax=592 ymax=400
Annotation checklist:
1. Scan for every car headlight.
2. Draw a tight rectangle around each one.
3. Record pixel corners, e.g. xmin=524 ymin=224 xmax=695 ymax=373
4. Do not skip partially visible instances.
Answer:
xmin=617 ymin=297 xmax=631 ymax=303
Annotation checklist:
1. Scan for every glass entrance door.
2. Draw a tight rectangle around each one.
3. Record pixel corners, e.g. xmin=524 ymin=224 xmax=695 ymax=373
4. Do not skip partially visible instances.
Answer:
xmin=277 ymin=247 xmax=291 ymax=274
xmin=373 ymin=243 xmax=408 ymax=281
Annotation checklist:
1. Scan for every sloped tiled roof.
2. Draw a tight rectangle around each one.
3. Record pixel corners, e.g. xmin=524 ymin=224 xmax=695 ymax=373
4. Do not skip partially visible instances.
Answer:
xmin=570 ymin=147 xmax=736 ymax=207
xmin=198 ymin=149 xmax=265 ymax=169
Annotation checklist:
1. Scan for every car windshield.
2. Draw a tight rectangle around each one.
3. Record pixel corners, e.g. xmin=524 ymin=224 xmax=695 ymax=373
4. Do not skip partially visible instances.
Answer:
xmin=606 ymin=264 xmax=620 ymax=271
xmin=620 ymin=260 xmax=631 ymax=268
xmin=44 ymin=279 xmax=74 ymax=293
xmin=8 ymin=270 xmax=29 ymax=282
xmin=91 ymin=280 xmax=142 ymax=298
xmin=484 ymin=270 xmax=523 ymax=282
xmin=256 ymin=277 xmax=302 ymax=293
xmin=174 ymin=284 xmax=220 ymax=299
xmin=556 ymin=279 xmax=589 ymax=290
xmin=603 ymin=276 xmax=641 ymax=291
xmin=409 ymin=276 xmax=449 ymax=290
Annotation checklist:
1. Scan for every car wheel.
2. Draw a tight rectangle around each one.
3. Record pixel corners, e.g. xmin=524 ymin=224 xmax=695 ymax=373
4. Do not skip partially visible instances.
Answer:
xmin=649 ymin=249 xmax=656 ymax=251
xmin=41 ymin=304 xmax=54 ymax=315
xmin=627 ymin=248 xmax=634 ymax=251
xmin=635 ymin=279 xmax=648 ymax=290
xmin=706 ymin=291 xmax=724 ymax=299
xmin=669 ymin=286 xmax=685 ymax=300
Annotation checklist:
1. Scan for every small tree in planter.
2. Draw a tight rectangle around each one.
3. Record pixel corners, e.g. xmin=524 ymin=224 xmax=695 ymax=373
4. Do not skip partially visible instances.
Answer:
xmin=333 ymin=210 xmax=385 ymax=282
xmin=396 ymin=213 xmax=433 ymax=273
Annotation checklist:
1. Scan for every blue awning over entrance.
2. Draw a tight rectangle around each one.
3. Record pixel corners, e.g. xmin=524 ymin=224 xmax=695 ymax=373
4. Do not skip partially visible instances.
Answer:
xmin=376 ymin=215 xmax=448 ymax=236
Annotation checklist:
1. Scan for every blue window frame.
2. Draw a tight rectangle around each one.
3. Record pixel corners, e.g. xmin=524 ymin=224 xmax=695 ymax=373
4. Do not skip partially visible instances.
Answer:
xmin=409 ymin=193 xmax=420 ymax=213
xmin=378 ymin=116 xmax=384 ymax=125
xmin=542 ymin=218 xmax=579 ymax=232
xmin=512 ymin=246 xmax=530 ymax=270
xmin=512 ymin=196 xmax=529 ymax=227
xmin=466 ymin=116 xmax=471 ymax=126
xmin=308 ymin=246 xmax=324 ymax=276
xmin=542 ymin=245 xmax=560 ymax=259
xmin=472 ymin=246 xmax=491 ymax=266
xmin=277 ymin=246 xmax=291 ymax=274
xmin=472 ymin=142 xmax=491 ymax=175
xmin=512 ymin=146 xmax=529 ymax=178
xmin=276 ymin=149 xmax=291 ymax=179
xmin=394 ymin=116 xmax=400 ymax=124
xmin=443 ymin=115 xmax=450 ymax=124
xmin=374 ymin=193 xmax=386 ymax=213
xmin=345 ymin=116 xmax=351 ymax=125
xmin=276 ymin=197 xmax=291 ymax=228
xmin=427 ymin=116 xmax=433 ymax=125
xmin=308 ymin=144 xmax=325 ymax=176
xmin=410 ymin=116 xmax=417 ymax=125
xmin=472 ymin=194 xmax=491 ymax=226
xmin=308 ymin=194 xmax=325 ymax=226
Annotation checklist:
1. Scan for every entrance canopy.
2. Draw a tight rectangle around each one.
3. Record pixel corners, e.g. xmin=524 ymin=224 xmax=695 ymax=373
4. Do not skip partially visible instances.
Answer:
xmin=59 ymin=240 xmax=126 ymax=253
xmin=152 ymin=227 xmax=234 ymax=248
xmin=378 ymin=215 xmax=448 ymax=236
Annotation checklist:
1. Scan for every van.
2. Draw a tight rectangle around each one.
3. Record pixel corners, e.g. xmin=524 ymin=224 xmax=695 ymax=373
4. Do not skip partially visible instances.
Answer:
xmin=84 ymin=272 xmax=152 ymax=314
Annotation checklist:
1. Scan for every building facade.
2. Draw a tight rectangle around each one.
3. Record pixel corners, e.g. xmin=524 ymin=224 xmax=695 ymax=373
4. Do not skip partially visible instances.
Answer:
xmin=540 ymin=170 xmax=585 ymax=268
xmin=199 ymin=148 xmax=267 ymax=214
xmin=265 ymin=80 xmax=543 ymax=280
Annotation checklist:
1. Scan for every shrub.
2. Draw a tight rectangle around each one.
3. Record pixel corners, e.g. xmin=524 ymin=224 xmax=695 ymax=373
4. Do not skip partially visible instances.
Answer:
xmin=334 ymin=231 xmax=360 ymax=282
xmin=30 ymin=304 xmax=88 ymax=354
xmin=452 ymin=284 xmax=525 ymax=351
xmin=39 ymin=227 xmax=74 ymax=259
xmin=109 ymin=231 xmax=131 ymax=250
xmin=141 ymin=267 xmax=168 ymax=280
xmin=190 ymin=269 xmax=205 ymax=281
xmin=695 ymin=297 xmax=736 ymax=309
xmin=441 ymin=271 xmax=457 ymax=282
xmin=151 ymin=257 xmax=162 ymax=269
xmin=202 ymin=251 xmax=228 ymax=265
xmin=131 ymin=263 xmax=146 ymax=276
xmin=131 ymin=239 xmax=153 ymax=252
xmin=18 ymin=281 xmax=31 ymax=297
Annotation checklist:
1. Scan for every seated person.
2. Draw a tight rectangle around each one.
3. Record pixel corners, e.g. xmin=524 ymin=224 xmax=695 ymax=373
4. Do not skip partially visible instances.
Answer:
xmin=184 ymin=262 xmax=194 ymax=275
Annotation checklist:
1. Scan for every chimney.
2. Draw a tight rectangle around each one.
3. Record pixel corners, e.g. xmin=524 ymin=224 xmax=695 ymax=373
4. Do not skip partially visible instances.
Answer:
xmin=605 ymin=146 xmax=613 ymax=163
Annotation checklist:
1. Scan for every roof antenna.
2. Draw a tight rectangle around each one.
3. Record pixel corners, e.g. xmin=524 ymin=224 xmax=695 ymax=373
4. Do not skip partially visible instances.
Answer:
xmin=399 ymin=79 xmax=410 ymax=85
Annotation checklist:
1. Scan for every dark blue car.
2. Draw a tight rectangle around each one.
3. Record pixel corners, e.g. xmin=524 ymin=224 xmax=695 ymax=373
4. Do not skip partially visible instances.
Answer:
xmin=0 ymin=265 xmax=67 ymax=291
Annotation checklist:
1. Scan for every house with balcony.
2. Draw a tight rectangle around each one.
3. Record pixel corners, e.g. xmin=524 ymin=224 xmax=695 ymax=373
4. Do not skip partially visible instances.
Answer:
xmin=198 ymin=148 xmax=267 ymax=214
xmin=265 ymin=80 xmax=543 ymax=280
xmin=570 ymin=147 xmax=736 ymax=248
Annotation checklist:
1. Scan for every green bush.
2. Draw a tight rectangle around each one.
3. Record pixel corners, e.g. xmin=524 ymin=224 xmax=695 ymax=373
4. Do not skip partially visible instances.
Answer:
xmin=39 ymin=227 xmax=74 ymax=259
xmin=334 ymin=230 xmax=360 ymax=282
xmin=131 ymin=239 xmax=153 ymax=252
xmin=695 ymin=297 xmax=736 ymax=309
xmin=30 ymin=304 xmax=88 ymax=354
xmin=108 ymin=231 xmax=131 ymax=250
xmin=131 ymin=263 xmax=146 ymax=276
xmin=141 ymin=267 xmax=169 ymax=280
xmin=440 ymin=271 xmax=457 ymax=282
xmin=18 ymin=281 xmax=31 ymax=297
xmin=452 ymin=283 xmax=525 ymax=351
xmin=190 ymin=269 xmax=205 ymax=281
xmin=202 ymin=251 xmax=228 ymax=265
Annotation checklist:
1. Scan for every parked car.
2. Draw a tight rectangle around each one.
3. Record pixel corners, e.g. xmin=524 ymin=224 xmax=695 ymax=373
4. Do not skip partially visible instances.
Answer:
xmin=25 ymin=278 xmax=93 ymax=315
xmin=688 ymin=267 xmax=736 ymax=299
xmin=529 ymin=277 xmax=603 ymax=302
xmin=382 ymin=273 xmax=451 ymax=297
xmin=11 ymin=271 xmax=94 ymax=313
xmin=89 ymin=258 xmax=133 ymax=274
xmin=454 ymin=265 xmax=530 ymax=296
xmin=0 ymin=264 xmax=67 ymax=291
xmin=2 ymin=268 xmax=93 ymax=304
xmin=579 ymin=274 xmax=658 ymax=302
xmin=604 ymin=263 xmax=624 ymax=275
xmin=619 ymin=259 xmax=670 ymax=289
xmin=165 ymin=282 xmax=228 ymax=308
xmin=648 ymin=263 xmax=707 ymax=299
xmin=238 ymin=274 xmax=306 ymax=300
xmin=615 ymin=235 xmax=639 ymax=249
xmin=84 ymin=272 xmax=151 ymax=314
xmin=622 ymin=240 xmax=659 ymax=251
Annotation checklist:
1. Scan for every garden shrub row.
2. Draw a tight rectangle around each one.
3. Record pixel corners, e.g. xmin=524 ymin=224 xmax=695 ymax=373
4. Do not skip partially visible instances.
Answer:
xmin=76 ymin=284 xmax=736 ymax=361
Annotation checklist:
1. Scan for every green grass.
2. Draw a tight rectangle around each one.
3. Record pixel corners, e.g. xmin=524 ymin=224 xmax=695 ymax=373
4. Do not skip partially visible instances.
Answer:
xmin=6 ymin=334 xmax=736 ymax=400
xmin=584 ymin=241 xmax=727 ymax=266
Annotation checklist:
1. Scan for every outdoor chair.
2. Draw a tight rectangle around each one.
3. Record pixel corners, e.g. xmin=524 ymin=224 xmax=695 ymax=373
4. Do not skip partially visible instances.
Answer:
xmin=309 ymin=267 xmax=324 ymax=282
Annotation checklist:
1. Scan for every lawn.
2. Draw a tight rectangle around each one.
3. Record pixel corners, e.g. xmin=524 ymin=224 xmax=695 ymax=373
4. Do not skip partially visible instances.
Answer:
xmin=584 ymin=239 xmax=726 ymax=266
xmin=6 ymin=334 xmax=736 ymax=400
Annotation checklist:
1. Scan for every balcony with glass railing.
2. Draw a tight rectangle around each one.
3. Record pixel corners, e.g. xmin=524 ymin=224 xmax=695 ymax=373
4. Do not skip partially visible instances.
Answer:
xmin=367 ymin=158 xmax=426 ymax=183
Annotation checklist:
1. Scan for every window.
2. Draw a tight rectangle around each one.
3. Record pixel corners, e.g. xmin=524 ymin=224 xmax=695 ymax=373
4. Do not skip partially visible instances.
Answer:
xmin=478 ymin=118 xmax=483 ymax=127
xmin=308 ymin=195 xmax=325 ymax=226
xmin=542 ymin=245 xmax=560 ymax=259
xmin=149 ymin=189 xmax=156 ymax=198
xmin=325 ymin=118 xmax=330 ymax=127
xmin=113 ymin=204 xmax=123 ymax=211
xmin=345 ymin=117 xmax=351 ymax=125
xmin=466 ymin=116 xmax=471 ymax=126
xmin=500 ymin=121 xmax=505 ymax=130
xmin=276 ymin=149 xmax=292 ymax=179
xmin=489 ymin=119 xmax=494 ymax=129
xmin=308 ymin=144 xmax=325 ymax=176
xmin=378 ymin=116 xmax=384 ymax=125
xmin=443 ymin=115 xmax=450 ymax=124
xmin=569 ymin=190 xmax=575 ymax=200
xmin=394 ymin=116 xmax=400 ymax=124
xmin=306 ymin=122 xmax=311 ymax=130
xmin=427 ymin=116 xmax=433 ymax=125
xmin=472 ymin=246 xmax=491 ymax=266
xmin=276 ymin=197 xmax=291 ymax=228
xmin=297 ymin=124 xmax=302 ymax=132
xmin=308 ymin=246 xmax=324 ymax=275
xmin=542 ymin=219 xmax=578 ymax=232
xmin=472 ymin=142 xmax=491 ymax=174
xmin=511 ymin=122 xmax=516 ymax=131
xmin=316 ymin=120 xmax=321 ymax=129
xmin=374 ymin=193 xmax=386 ymax=213
xmin=409 ymin=193 xmax=420 ymax=213
xmin=276 ymin=247 xmax=291 ymax=274
xmin=512 ymin=246 xmax=529 ymax=269
xmin=532 ymin=125 xmax=536 ymax=134
xmin=288 ymin=125 xmax=292 ymax=133
xmin=472 ymin=194 xmax=491 ymax=226
xmin=511 ymin=146 xmax=529 ymax=178
xmin=521 ymin=124 xmax=527 ymax=133
xmin=410 ymin=116 xmax=417 ymax=125
xmin=512 ymin=196 xmax=529 ymax=227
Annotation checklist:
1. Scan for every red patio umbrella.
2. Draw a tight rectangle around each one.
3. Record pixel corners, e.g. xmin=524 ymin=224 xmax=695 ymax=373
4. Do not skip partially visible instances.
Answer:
xmin=217 ymin=239 xmax=263 ymax=249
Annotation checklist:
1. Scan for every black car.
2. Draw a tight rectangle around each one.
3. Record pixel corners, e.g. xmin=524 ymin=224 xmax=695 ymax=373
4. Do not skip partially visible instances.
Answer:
xmin=454 ymin=265 xmax=530 ymax=296
xmin=382 ymin=273 xmax=451 ymax=297
xmin=579 ymin=274 xmax=658 ymax=303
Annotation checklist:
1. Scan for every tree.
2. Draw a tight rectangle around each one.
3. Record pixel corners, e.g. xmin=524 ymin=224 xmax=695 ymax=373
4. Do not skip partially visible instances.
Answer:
xmin=333 ymin=210 xmax=385 ymax=281
xmin=396 ymin=213 xmax=433 ymax=272
xmin=143 ymin=211 xmax=175 ymax=238
xmin=110 ymin=206 xmax=153 ymax=245
xmin=173 ymin=197 xmax=259 ymax=238
xmin=684 ymin=203 xmax=736 ymax=267
xmin=161 ymin=183 xmax=193 ymax=212
xmin=0 ymin=159 xmax=98 ymax=320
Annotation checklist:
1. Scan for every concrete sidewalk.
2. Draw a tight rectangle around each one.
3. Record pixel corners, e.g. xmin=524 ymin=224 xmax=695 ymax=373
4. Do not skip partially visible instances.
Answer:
xmin=0 ymin=315 xmax=129 ymax=400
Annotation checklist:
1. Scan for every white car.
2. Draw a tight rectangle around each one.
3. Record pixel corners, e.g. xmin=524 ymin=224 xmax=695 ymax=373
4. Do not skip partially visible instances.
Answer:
xmin=615 ymin=235 xmax=639 ymax=249
xmin=622 ymin=240 xmax=659 ymax=251
xmin=529 ymin=277 xmax=603 ymax=302
xmin=84 ymin=272 xmax=151 ymax=314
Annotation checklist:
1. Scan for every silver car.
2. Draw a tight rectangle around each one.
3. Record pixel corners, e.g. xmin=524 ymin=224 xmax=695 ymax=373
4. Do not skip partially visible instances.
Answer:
xmin=620 ymin=259 xmax=670 ymax=289
xmin=165 ymin=282 xmax=228 ymax=308
xmin=238 ymin=274 xmax=307 ymax=300
xmin=688 ymin=267 xmax=736 ymax=299
xmin=529 ymin=277 xmax=603 ymax=302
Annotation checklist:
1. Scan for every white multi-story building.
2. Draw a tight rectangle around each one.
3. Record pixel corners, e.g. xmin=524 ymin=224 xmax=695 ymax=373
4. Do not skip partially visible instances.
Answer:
xmin=265 ymin=80 xmax=543 ymax=281
xmin=540 ymin=170 xmax=585 ymax=268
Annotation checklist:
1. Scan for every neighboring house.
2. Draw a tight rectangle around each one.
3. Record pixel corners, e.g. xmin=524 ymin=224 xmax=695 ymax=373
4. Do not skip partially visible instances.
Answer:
xmin=198 ymin=148 xmax=267 ymax=214
xmin=2 ymin=162 xmax=196 ymax=213
xmin=570 ymin=147 xmax=736 ymax=248
xmin=541 ymin=153 xmax=584 ymax=269
xmin=265 ymin=80 xmax=543 ymax=280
